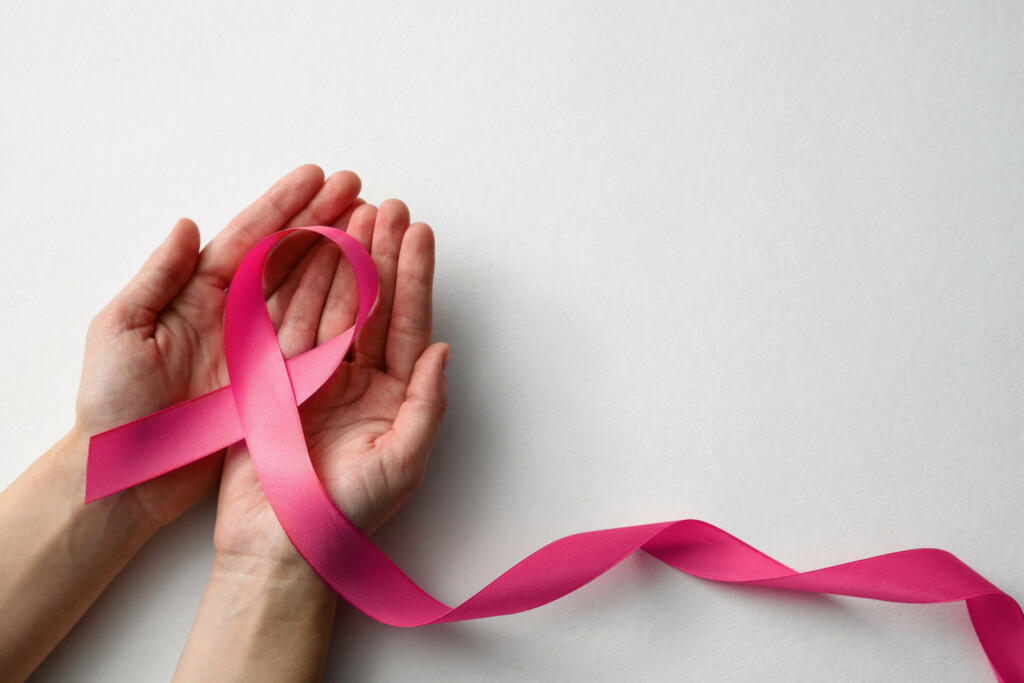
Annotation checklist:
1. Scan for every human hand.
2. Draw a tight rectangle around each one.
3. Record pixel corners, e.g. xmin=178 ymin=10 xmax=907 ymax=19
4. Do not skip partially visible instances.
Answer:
xmin=211 ymin=198 xmax=449 ymax=566
xmin=74 ymin=164 xmax=364 ymax=530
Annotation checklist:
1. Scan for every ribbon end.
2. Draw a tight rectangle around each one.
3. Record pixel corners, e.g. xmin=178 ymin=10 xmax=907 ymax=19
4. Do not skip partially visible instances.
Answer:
xmin=84 ymin=434 xmax=119 ymax=503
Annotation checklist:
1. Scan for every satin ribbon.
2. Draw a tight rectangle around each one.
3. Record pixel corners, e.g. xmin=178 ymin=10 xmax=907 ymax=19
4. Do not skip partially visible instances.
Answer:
xmin=86 ymin=226 xmax=1024 ymax=681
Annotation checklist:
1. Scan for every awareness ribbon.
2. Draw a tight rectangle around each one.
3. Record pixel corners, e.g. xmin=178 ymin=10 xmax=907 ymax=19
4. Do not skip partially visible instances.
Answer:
xmin=86 ymin=226 xmax=1024 ymax=681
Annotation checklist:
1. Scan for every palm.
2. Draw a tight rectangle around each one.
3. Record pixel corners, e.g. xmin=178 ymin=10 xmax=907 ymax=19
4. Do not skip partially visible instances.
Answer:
xmin=214 ymin=198 xmax=448 ymax=561
xmin=303 ymin=365 xmax=416 ymax=529
xmin=76 ymin=289 xmax=224 ymax=435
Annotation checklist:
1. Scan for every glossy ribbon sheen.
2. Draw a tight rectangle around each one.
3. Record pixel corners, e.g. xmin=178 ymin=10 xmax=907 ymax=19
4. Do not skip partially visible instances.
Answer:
xmin=86 ymin=226 xmax=1024 ymax=681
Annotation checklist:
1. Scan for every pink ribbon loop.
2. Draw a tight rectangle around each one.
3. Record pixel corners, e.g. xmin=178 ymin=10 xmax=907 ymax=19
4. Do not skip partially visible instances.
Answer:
xmin=86 ymin=226 xmax=1024 ymax=682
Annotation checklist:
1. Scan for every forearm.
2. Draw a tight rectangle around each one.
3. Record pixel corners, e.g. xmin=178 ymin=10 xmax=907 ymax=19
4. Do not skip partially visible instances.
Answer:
xmin=0 ymin=427 xmax=157 ymax=681
xmin=174 ymin=553 xmax=337 ymax=682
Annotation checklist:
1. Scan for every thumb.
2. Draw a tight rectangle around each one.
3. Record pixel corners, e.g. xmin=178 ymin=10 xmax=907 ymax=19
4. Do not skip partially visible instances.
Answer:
xmin=111 ymin=218 xmax=201 ymax=331
xmin=388 ymin=342 xmax=450 ymax=471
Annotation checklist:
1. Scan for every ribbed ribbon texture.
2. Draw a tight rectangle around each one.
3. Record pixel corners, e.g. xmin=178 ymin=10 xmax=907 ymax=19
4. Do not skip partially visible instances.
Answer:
xmin=85 ymin=227 xmax=1023 ymax=681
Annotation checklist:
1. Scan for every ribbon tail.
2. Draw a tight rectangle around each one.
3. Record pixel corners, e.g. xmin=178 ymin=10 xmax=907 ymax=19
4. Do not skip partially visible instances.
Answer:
xmin=85 ymin=329 xmax=353 ymax=502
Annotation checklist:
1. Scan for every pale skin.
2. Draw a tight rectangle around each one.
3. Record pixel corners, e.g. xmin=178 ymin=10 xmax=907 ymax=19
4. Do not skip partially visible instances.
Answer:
xmin=0 ymin=165 xmax=449 ymax=682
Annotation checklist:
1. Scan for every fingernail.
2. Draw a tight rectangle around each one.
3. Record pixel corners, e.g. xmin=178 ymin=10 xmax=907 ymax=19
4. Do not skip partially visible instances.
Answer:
xmin=442 ymin=345 xmax=450 ymax=373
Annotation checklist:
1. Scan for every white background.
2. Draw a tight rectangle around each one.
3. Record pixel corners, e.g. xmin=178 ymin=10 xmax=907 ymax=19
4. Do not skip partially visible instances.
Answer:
xmin=1 ymin=1 xmax=1022 ymax=680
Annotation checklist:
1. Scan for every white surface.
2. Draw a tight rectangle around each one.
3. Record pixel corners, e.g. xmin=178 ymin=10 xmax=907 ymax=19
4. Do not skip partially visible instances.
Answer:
xmin=1 ymin=1 xmax=1022 ymax=680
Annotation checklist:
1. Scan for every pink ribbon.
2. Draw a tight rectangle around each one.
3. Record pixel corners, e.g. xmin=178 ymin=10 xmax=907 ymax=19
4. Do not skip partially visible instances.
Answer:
xmin=86 ymin=226 xmax=1024 ymax=681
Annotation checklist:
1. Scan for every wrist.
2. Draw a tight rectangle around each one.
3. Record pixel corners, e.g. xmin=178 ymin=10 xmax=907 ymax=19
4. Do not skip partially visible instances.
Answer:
xmin=210 ymin=550 xmax=336 ymax=607
xmin=53 ymin=425 xmax=161 ymax=546
xmin=0 ymin=427 xmax=161 ymax=680
xmin=174 ymin=551 xmax=337 ymax=682
xmin=68 ymin=417 xmax=222 ymax=537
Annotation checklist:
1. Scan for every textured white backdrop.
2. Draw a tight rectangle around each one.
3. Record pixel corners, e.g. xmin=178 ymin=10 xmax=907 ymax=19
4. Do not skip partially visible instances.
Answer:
xmin=1 ymin=1 xmax=1022 ymax=680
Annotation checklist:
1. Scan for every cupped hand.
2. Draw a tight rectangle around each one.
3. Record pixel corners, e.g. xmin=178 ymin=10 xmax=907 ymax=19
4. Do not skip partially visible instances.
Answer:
xmin=212 ymin=198 xmax=449 ymax=564
xmin=75 ymin=165 xmax=365 ymax=529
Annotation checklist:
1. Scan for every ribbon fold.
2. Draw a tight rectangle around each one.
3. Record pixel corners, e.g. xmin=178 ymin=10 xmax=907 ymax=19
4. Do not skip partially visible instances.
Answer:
xmin=86 ymin=227 xmax=1024 ymax=682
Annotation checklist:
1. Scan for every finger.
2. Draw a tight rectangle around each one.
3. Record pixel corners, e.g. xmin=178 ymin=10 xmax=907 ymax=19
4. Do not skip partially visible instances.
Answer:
xmin=385 ymin=223 xmax=435 ymax=380
xmin=353 ymin=199 xmax=410 ymax=369
xmin=277 ymin=240 xmax=340 ymax=358
xmin=194 ymin=164 xmax=325 ymax=289
xmin=337 ymin=202 xmax=376 ymax=252
xmin=111 ymin=218 xmax=200 ymax=333
xmin=263 ymin=170 xmax=362 ymax=296
xmin=267 ymin=202 xmax=379 ymax=332
xmin=385 ymin=342 xmax=450 ymax=478
xmin=266 ymin=237 xmax=324 ymax=330
xmin=334 ymin=198 xmax=367 ymax=231
xmin=285 ymin=170 xmax=361 ymax=230
xmin=317 ymin=204 xmax=379 ymax=343
xmin=266 ymin=198 xmax=378 ymax=329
